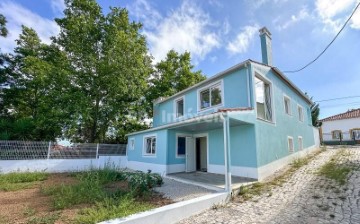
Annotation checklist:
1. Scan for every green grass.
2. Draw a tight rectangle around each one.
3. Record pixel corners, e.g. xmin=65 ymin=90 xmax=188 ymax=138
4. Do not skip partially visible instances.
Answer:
xmin=27 ymin=212 xmax=61 ymax=224
xmin=318 ymin=160 xmax=351 ymax=185
xmin=0 ymin=172 xmax=48 ymax=191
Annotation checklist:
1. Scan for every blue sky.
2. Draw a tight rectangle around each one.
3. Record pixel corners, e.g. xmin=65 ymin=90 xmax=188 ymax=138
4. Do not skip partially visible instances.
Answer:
xmin=0 ymin=0 xmax=359 ymax=119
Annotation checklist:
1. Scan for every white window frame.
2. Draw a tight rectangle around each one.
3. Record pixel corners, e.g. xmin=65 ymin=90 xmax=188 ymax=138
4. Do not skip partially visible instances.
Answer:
xmin=175 ymin=133 xmax=188 ymax=158
xmin=174 ymin=96 xmax=185 ymax=118
xmin=254 ymin=73 xmax=275 ymax=123
xmin=143 ymin=134 xmax=157 ymax=156
xmin=197 ymin=80 xmax=224 ymax=112
xmin=297 ymin=105 xmax=304 ymax=122
xmin=332 ymin=130 xmax=342 ymax=140
xmin=287 ymin=136 xmax=294 ymax=153
xmin=298 ymin=136 xmax=303 ymax=150
xmin=129 ymin=138 xmax=135 ymax=150
xmin=283 ymin=95 xmax=291 ymax=116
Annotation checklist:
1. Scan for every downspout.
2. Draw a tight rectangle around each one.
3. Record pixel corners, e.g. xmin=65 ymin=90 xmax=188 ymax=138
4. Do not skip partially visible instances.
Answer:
xmin=220 ymin=112 xmax=232 ymax=196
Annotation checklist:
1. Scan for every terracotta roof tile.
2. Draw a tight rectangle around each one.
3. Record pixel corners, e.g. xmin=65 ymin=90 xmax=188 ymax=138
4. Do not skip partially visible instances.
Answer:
xmin=320 ymin=108 xmax=360 ymax=122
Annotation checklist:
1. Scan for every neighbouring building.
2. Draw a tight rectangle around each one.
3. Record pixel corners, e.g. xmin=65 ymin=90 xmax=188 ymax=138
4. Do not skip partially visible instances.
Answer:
xmin=320 ymin=109 xmax=360 ymax=145
xmin=126 ymin=27 xmax=319 ymax=182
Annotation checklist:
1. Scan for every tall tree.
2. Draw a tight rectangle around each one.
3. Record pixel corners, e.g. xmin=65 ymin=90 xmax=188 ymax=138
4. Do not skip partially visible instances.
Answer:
xmin=0 ymin=14 xmax=7 ymax=37
xmin=311 ymin=101 xmax=322 ymax=127
xmin=54 ymin=0 xmax=152 ymax=143
xmin=147 ymin=50 xmax=206 ymax=117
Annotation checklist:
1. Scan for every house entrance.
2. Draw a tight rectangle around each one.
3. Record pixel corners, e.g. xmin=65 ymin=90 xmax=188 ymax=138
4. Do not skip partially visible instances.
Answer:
xmin=195 ymin=136 xmax=207 ymax=172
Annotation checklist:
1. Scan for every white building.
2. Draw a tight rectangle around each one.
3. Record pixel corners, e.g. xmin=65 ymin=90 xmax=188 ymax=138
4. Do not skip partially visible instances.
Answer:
xmin=320 ymin=109 xmax=360 ymax=145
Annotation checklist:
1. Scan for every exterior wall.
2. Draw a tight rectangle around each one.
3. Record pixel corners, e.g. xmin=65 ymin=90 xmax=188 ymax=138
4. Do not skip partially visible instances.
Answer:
xmin=252 ymin=63 xmax=315 ymax=167
xmin=153 ymin=67 xmax=251 ymax=127
xmin=322 ymin=118 xmax=360 ymax=141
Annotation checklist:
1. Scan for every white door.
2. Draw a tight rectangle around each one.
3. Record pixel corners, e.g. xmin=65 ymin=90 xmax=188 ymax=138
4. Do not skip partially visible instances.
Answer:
xmin=185 ymin=137 xmax=196 ymax=172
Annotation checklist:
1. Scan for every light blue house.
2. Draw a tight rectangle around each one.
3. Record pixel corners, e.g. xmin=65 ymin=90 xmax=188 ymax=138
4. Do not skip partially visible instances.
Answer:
xmin=126 ymin=27 xmax=319 ymax=184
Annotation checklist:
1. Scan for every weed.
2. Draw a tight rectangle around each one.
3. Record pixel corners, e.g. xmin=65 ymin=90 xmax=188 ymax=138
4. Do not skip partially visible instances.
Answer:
xmin=0 ymin=172 xmax=48 ymax=191
xmin=330 ymin=214 xmax=335 ymax=218
xmin=27 ymin=212 xmax=60 ymax=224
xmin=23 ymin=206 xmax=36 ymax=217
xmin=318 ymin=151 xmax=352 ymax=185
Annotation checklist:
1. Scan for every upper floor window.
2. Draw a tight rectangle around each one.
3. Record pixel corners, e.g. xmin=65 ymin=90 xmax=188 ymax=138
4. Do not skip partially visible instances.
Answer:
xmin=284 ymin=96 xmax=291 ymax=115
xmin=255 ymin=76 xmax=273 ymax=121
xmin=175 ymin=97 xmax=184 ymax=118
xmin=298 ymin=105 xmax=304 ymax=122
xmin=332 ymin=130 xmax=342 ymax=140
xmin=199 ymin=83 xmax=222 ymax=110
xmin=144 ymin=136 xmax=156 ymax=156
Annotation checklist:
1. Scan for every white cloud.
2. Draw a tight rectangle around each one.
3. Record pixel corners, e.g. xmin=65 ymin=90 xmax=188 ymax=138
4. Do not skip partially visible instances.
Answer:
xmin=350 ymin=3 xmax=360 ymax=29
xmin=0 ymin=1 xmax=59 ymax=53
xmin=130 ymin=0 xmax=220 ymax=63
xmin=276 ymin=7 xmax=310 ymax=30
xmin=315 ymin=0 xmax=360 ymax=32
xmin=226 ymin=25 xmax=259 ymax=55
xmin=51 ymin=0 xmax=65 ymax=16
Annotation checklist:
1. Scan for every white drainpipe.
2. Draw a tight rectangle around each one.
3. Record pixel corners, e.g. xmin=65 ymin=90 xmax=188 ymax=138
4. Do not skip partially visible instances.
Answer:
xmin=221 ymin=112 xmax=232 ymax=194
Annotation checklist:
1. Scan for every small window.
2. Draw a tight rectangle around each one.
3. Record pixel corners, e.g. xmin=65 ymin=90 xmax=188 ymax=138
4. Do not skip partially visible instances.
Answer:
xmin=288 ymin=137 xmax=294 ymax=153
xmin=351 ymin=129 xmax=360 ymax=140
xmin=177 ymin=136 xmax=186 ymax=157
xmin=199 ymin=83 xmax=222 ymax=110
xmin=129 ymin=138 xmax=135 ymax=150
xmin=175 ymin=98 xmax=184 ymax=118
xmin=298 ymin=105 xmax=304 ymax=122
xmin=144 ymin=136 xmax=156 ymax=155
xmin=332 ymin=130 xmax=342 ymax=140
xmin=298 ymin=137 xmax=303 ymax=150
xmin=255 ymin=76 xmax=272 ymax=121
xmin=284 ymin=96 xmax=291 ymax=115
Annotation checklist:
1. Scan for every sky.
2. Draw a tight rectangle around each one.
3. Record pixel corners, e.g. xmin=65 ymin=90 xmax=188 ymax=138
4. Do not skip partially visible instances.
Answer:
xmin=0 ymin=0 xmax=359 ymax=119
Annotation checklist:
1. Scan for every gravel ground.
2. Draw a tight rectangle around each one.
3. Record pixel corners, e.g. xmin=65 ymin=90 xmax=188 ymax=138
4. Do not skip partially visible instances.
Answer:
xmin=154 ymin=177 xmax=214 ymax=202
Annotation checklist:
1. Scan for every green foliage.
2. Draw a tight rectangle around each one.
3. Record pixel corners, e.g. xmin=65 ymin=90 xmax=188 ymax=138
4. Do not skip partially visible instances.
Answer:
xmin=0 ymin=172 xmax=48 ymax=191
xmin=123 ymin=171 xmax=163 ymax=196
xmin=27 ymin=212 xmax=61 ymax=224
xmin=147 ymin=50 xmax=206 ymax=117
xmin=310 ymin=100 xmax=322 ymax=127
xmin=0 ymin=14 xmax=7 ymax=37
xmin=75 ymin=195 xmax=153 ymax=224
xmin=318 ymin=151 xmax=352 ymax=185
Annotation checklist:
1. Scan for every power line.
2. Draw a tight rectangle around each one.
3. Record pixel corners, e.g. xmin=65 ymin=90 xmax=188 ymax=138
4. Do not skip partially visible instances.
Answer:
xmin=283 ymin=1 xmax=360 ymax=73
xmin=316 ymin=95 xmax=360 ymax=102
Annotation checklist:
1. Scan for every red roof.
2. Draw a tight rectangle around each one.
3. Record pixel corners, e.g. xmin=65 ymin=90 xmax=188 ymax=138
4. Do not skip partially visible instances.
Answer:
xmin=321 ymin=109 xmax=360 ymax=122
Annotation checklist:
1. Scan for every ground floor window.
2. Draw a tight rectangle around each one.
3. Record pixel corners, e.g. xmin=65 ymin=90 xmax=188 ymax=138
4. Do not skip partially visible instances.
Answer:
xmin=177 ymin=136 xmax=186 ymax=157
xmin=332 ymin=130 xmax=342 ymax=140
xmin=351 ymin=129 xmax=360 ymax=140
xmin=288 ymin=136 xmax=294 ymax=153
xmin=298 ymin=136 xmax=303 ymax=150
xmin=144 ymin=136 xmax=156 ymax=155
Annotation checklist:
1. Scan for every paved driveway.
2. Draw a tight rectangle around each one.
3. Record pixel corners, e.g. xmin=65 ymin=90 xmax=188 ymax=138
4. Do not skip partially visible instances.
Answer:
xmin=178 ymin=147 xmax=360 ymax=224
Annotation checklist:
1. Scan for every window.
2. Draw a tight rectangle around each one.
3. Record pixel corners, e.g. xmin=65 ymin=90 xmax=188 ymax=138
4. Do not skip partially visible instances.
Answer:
xmin=175 ymin=97 xmax=184 ymax=118
xmin=177 ymin=136 xmax=186 ymax=157
xmin=332 ymin=130 xmax=342 ymax=140
xmin=351 ymin=129 xmax=360 ymax=140
xmin=144 ymin=136 xmax=156 ymax=155
xmin=284 ymin=96 xmax=291 ymax=115
xmin=288 ymin=137 xmax=294 ymax=153
xmin=255 ymin=76 xmax=272 ymax=121
xmin=129 ymin=138 xmax=135 ymax=150
xmin=298 ymin=136 xmax=303 ymax=150
xmin=199 ymin=83 xmax=222 ymax=110
xmin=298 ymin=105 xmax=304 ymax=122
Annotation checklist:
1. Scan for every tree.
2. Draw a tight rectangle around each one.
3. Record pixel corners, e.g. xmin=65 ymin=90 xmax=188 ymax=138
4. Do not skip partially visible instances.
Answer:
xmin=54 ymin=0 xmax=152 ymax=143
xmin=311 ymin=101 xmax=322 ymax=127
xmin=0 ymin=14 xmax=7 ymax=37
xmin=147 ymin=50 xmax=206 ymax=117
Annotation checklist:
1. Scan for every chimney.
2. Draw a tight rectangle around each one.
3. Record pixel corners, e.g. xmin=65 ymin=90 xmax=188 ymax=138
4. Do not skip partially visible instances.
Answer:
xmin=259 ymin=27 xmax=272 ymax=66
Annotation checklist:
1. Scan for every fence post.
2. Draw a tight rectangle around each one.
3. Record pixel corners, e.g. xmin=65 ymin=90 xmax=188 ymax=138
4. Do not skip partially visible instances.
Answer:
xmin=96 ymin=143 xmax=99 ymax=159
xmin=47 ymin=141 xmax=51 ymax=160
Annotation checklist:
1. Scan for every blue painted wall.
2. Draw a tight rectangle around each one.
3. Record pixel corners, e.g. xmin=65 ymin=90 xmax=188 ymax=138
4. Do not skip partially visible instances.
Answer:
xmin=251 ymin=63 xmax=315 ymax=167
xmin=153 ymin=67 xmax=251 ymax=127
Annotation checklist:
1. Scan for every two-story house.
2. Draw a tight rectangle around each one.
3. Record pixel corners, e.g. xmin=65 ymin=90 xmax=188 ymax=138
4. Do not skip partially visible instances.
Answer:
xmin=126 ymin=27 xmax=319 ymax=184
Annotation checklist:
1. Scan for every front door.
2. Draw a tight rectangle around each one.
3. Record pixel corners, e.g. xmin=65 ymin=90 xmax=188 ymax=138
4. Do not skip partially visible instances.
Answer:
xmin=185 ymin=137 xmax=196 ymax=172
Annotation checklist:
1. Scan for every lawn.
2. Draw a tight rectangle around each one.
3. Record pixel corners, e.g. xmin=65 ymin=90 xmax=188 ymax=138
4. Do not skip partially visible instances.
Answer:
xmin=0 ymin=168 xmax=172 ymax=224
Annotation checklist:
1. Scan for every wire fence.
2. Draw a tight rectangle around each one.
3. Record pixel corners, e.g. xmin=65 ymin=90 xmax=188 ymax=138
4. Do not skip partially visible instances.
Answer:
xmin=322 ymin=131 xmax=359 ymax=145
xmin=0 ymin=140 xmax=127 ymax=160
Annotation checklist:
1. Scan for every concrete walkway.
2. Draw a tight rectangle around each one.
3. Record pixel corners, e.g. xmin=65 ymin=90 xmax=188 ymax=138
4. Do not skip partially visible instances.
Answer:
xmin=178 ymin=147 xmax=360 ymax=224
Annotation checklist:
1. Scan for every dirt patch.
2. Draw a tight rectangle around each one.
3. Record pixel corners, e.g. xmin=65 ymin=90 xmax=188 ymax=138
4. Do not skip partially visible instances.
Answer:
xmin=0 ymin=173 xmax=172 ymax=224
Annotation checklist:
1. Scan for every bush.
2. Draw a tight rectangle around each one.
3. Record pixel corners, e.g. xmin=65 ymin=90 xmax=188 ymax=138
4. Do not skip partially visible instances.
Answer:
xmin=121 ymin=171 xmax=163 ymax=197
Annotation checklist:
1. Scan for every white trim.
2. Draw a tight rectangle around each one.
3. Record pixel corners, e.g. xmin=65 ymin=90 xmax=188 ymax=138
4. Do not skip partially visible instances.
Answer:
xmin=283 ymin=94 xmax=292 ymax=116
xmin=298 ymin=136 xmax=303 ymax=150
xmin=254 ymin=71 xmax=276 ymax=125
xmin=175 ymin=133 xmax=190 ymax=158
xmin=287 ymin=136 xmax=294 ymax=153
xmin=197 ymin=80 xmax=224 ymax=112
xmin=166 ymin=164 xmax=186 ymax=174
xmin=207 ymin=164 xmax=258 ymax=179
xmin=142 ymin=134 xmax=157 ymax=157
xmin=297 ymin=104 xmax=304 ymax=122
xmin=128 ymin=138 xmax=135 ymax=150
xmin=127 ymin=161 xmax=166 ymax=175
xmin=193 ymin=133 xmax=209 ymax=171
xmin=174 ymin=96 xmax=185 ymax=119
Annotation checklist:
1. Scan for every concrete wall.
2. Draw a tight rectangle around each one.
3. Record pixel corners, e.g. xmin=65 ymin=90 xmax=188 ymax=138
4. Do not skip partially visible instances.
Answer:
xmin=322 ymin=118 xmax=360 ymax=141
xmin=0 ymin=156 xmax=127 ymax=173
